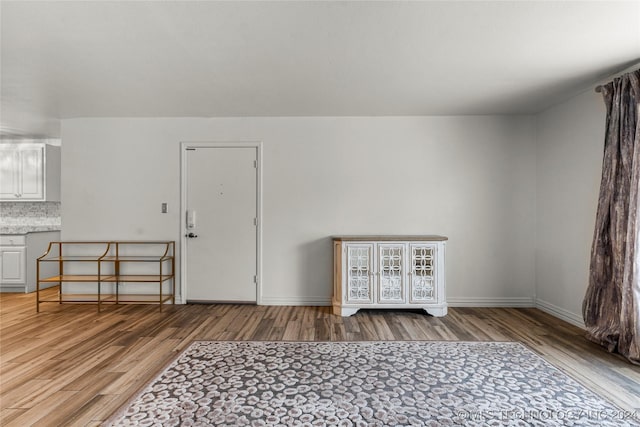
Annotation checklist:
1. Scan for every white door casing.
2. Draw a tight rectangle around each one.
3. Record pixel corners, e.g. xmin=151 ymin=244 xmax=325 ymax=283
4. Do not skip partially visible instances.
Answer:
xmin=181 ymin=142 xmax=262 ymax=303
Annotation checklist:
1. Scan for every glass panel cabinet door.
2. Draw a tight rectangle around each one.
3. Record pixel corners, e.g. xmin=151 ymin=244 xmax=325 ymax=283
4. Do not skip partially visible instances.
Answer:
xmin=377 ymin=243 xmax=405 ymax=303
xmin=409 ymin=243 xmax=437 ymax=303
xmin=345 ymin=243 xmax=374 ymax=304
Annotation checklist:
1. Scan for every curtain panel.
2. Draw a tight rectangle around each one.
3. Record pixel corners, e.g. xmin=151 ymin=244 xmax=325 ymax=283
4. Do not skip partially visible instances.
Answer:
xmin=583 ymin=69 xmax=640 ymax=365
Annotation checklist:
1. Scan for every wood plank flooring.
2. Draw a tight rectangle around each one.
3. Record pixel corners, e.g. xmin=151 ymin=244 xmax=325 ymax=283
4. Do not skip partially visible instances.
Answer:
xmin=1 ymin=289 xmax=639 ymax=426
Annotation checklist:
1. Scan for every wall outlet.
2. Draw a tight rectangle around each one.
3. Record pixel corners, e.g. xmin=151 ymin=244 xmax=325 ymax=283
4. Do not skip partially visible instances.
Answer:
xmin=161 ymin=202 xmax=168 ymax=213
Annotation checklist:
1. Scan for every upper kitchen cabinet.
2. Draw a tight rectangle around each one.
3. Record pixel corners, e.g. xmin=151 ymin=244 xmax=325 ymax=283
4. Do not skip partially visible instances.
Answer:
xmin=0 ymin=143 xmax=60 ymax=201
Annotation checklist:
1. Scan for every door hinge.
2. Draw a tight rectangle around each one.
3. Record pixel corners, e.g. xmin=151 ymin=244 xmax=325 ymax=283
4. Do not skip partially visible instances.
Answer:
xmin=253 ymin=160 xmax=257 ymax=168
xmin=253 ymin=275 xmax=257 ymax=283
xmin=253 ymin=217 xmax=257 ymax=226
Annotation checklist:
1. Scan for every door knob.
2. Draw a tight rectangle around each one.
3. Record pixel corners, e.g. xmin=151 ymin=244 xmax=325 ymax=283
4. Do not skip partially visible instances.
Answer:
xmin=186 ymin=232 xmax=198 ymax=238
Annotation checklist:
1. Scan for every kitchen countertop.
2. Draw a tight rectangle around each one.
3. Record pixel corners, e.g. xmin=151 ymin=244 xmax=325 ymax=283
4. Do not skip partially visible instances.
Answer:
xmin=0 ymin=225 xmax=61 ymax=235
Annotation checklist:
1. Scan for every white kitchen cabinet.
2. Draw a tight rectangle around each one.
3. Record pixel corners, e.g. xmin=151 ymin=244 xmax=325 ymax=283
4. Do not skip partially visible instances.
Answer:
xmin=0 ymin=235 xmax=26 ymax=291
xmin=0 ymin=143 xmax=60 ymax=201
xmin=333 ymin=236 xmax=447 ymax=317
xmin=0 ymin=232 xmax=60 ymax=293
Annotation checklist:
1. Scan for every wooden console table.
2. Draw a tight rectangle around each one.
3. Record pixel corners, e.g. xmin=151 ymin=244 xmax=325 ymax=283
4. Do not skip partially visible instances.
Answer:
xmin=36 ymin=241 xmax=175 ymax=312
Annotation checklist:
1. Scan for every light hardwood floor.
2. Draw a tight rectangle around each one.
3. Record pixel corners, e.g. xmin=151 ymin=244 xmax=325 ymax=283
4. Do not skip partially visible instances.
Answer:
xmin=1 ymin=289 xmax=639 ymax=426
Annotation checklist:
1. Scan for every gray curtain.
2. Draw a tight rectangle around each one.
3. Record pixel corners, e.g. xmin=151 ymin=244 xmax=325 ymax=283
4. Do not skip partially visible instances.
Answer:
xmin=583 ymin=69 xmax=640 ymax=365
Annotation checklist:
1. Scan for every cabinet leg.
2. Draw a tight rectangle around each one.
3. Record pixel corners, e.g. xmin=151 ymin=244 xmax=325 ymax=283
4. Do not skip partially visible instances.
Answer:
xmin=334 ymin=306 xmax=360 ymax=317
xmin=423 ymin=306 xmax=447 ymax=317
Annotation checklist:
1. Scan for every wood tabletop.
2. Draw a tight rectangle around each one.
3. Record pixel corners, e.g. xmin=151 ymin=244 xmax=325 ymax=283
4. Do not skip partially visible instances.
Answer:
xmin=332 ymin=235 xmax=448 ymax=242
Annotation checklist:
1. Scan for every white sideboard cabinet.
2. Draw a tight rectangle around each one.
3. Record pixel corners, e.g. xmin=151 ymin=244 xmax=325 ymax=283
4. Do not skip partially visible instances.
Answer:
xmin=0 ymin=143 xmax=60 ymax=201
xmin=332 ymin=235 xmax=447 ymax=317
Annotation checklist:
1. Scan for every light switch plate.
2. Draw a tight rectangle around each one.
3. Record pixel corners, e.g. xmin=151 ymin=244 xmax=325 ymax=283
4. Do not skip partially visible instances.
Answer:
xmin=161 ymin=203 xmax=168 ymax=213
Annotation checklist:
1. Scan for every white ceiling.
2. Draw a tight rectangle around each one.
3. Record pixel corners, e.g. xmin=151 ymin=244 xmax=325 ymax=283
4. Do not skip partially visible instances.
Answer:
xmin=1 ymin=0 xmax=639 ymax=138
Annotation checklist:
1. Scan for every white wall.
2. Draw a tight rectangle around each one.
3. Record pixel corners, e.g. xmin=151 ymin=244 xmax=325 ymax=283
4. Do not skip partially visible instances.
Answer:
xmin=61 ymin=116 xmax=536 ymax=305
xmin=535 ymin=90 xmax=605 ymax=326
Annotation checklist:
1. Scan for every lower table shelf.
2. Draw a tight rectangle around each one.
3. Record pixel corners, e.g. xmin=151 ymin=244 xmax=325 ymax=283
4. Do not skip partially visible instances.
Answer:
xmin=40 ymin=275 xmax=117 ymax=282
xmin=107 ymin=294 xmax=174 ymax=304
xmin=38 ymin=293 xmax=173 ymax=304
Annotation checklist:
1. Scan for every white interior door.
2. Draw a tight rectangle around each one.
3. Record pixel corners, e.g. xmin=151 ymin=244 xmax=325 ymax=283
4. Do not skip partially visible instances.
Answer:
xmin=185 ymin=145 xmax=258 ymax=302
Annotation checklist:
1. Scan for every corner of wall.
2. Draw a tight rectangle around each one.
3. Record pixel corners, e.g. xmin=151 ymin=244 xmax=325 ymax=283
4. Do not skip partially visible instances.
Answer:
xmin=533 ymin=89 xmax=604 ymax=328
xmin=535 ymin=298 xmax=585 ymax=329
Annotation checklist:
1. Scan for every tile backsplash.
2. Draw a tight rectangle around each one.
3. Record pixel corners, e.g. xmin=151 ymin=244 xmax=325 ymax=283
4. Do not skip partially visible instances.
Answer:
xmin=0 ymin=202 xmax=61 ymax=226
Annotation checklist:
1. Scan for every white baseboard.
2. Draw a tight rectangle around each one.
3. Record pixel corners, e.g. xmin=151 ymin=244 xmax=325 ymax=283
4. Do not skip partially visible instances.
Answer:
xmin=0 ymin=285 xmax=26 ymax=293
xmin=535 ymin=298 xmax=585 ymax=329
xmin=174 ymin=296 xmax=331 ymax=306
xmin=447 ymin=297 xmax=535 ymax=307
xmin=259 ymin=296 xmax=332 ymax=306
xmin=260 ymin=296 xmax=536 ymax=308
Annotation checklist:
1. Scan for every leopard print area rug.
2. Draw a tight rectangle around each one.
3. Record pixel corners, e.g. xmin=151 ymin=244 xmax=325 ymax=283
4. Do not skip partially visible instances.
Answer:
xmin=104 ymin=341 xmax=639 ymax=426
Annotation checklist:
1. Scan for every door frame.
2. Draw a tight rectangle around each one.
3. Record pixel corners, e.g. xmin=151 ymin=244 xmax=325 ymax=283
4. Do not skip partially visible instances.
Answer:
xmin=179 ymin=141 xmax=263 ymax=304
